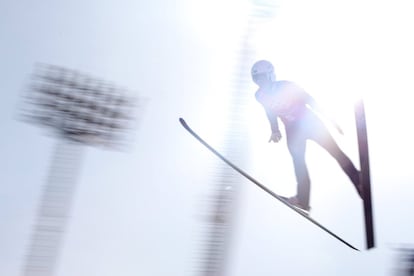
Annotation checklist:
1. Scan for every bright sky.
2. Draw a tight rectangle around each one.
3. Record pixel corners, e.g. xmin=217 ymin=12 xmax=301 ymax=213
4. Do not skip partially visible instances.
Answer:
xmin=1 ymin=0 xmax=414 ymax=275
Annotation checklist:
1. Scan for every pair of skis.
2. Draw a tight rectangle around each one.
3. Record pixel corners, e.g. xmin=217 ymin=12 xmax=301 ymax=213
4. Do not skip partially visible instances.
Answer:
xmin=180 ymin=116 xmax=373 ymax=251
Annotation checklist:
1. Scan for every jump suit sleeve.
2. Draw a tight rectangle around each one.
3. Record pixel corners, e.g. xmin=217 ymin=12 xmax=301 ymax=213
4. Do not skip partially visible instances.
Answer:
xmin=302 ymin=91 xmax=318 ymax=110
xmin=265 ymin=108 xmax=280 ymax=133
xmin=255 ymin=91 xmax=280 ymax=133
xmin=301 ymin=89 xmax=329 ymax=118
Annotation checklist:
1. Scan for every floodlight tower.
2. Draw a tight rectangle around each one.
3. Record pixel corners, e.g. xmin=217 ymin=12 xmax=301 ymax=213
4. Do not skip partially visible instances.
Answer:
xmin=20 ymin=64 xmax=137 ymax=276
xmin=197 ymin=1 xmax=277 ymax=275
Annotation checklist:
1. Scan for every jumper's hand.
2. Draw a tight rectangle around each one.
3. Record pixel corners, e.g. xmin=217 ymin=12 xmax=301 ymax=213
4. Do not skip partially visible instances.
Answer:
xmin=269 ymin=131 xmax=282 ymax=143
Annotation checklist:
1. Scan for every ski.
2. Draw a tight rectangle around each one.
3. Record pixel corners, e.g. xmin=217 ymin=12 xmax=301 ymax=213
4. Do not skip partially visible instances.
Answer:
xmin=355 ymin=100 xmax=375 ymax=249
xmin=179 ymin=117 xmax=359 ymax=251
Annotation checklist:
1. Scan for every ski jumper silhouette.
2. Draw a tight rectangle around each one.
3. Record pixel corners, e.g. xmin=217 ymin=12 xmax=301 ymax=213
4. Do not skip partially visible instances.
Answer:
xmin=251 ymin=60 xmax=362 ymax=211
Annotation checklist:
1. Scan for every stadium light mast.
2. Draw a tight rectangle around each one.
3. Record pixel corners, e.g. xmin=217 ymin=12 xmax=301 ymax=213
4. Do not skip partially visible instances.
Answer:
xmin=20 ymin=63 xmax=138 ymax=276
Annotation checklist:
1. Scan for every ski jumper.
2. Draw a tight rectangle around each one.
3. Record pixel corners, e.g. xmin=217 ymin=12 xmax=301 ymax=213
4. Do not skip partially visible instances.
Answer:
xmin=255 ymin=80 xmax=360 ymax=208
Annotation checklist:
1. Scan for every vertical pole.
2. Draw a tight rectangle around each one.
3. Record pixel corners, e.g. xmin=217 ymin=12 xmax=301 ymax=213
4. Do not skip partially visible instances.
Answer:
xmin=355 ymin=99 xmax=375 ymax=249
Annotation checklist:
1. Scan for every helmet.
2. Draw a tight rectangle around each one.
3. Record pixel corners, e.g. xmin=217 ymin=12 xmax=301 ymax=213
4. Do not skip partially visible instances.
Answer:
xmin=251 ymin=60 xmax=275 ymax=85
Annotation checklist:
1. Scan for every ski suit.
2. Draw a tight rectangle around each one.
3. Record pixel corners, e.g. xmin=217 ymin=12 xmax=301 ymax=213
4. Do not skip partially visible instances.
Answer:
xmin=255 ymin=80 xmax=360 ymax=208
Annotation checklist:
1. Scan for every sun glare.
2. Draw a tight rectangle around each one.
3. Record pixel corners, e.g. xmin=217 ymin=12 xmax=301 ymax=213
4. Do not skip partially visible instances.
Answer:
xmin=182 ymin=0 xmax=414 ymax=201
xmin=245 ymin=1 xmax=372 ymax=197
xmin=245 ymin=0 xmax=414 ymax=202
xmin=183 ymin=0 xmax=249 ymax=48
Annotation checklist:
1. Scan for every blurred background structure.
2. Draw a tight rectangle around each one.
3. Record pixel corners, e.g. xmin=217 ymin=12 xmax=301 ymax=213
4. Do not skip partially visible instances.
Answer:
xmin=19 ymin=64 xmax=137 ymax=276
xmin=196 ymin=1 xmax=277 ymax=275
xmin=391 ymin=245 xmax=414 ymax=276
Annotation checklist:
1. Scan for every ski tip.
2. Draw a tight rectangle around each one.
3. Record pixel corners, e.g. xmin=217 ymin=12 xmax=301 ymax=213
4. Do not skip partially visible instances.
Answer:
xmin=179 ymin=117 xmax=188 ymax=128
